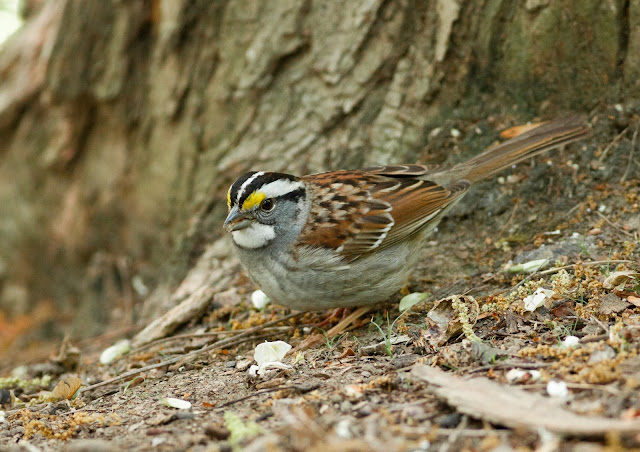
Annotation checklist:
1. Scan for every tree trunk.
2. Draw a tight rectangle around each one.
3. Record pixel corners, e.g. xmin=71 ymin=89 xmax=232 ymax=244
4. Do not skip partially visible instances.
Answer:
xmin=0 ymin=0 xmax=636 ymax=337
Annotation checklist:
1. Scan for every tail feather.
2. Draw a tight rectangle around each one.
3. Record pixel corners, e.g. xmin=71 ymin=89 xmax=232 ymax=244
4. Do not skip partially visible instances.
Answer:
xmin=441 ymin=116 xmax=592 ymax=184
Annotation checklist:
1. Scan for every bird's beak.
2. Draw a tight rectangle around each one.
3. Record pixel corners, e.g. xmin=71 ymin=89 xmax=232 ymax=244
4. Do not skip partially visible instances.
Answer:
xmin=224 ymin=205 xmax=252 ymax=232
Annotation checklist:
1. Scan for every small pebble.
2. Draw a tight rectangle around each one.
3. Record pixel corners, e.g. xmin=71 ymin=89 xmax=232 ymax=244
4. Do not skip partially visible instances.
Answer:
xmin=340 ymin=400 xmax=352 ymax=413
xmin=334 ymin=418 xmax=353 ymax=439
xmin=506 ymin=368 xmax=541 ymax=383
xmin=355 ymin=402 xmax=372 ymax=417
xmin=589 ymin=345 xmax=616 ymax=364
xmin=205 ymin=424 xmax=230 ymax=440
xmin=10 ymin=426 xmax=25 ymax=436
xmin=151 ymin=437 xmax=166 ymax=447
xmin=251 ymin=290 xmax=270 ymax=309
xmin=402 ymin=405 xmax=427 ymax=421
xmin=434 ymin=412 xmax=462 ymax=428
xmin=236 ymin=359 xmax=253 ymax=371
xmin=0 ymin=389 xmax=11 ymax=406
xmin=547 ymin=380 xmax=569 ymax=398
xmin=562 ymin=336 xmax=580 ymax=348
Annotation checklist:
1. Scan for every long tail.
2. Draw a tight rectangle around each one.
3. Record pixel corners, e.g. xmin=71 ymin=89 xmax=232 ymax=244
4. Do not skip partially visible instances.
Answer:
xmin=442 ymin=116 xmax=592 ymax=184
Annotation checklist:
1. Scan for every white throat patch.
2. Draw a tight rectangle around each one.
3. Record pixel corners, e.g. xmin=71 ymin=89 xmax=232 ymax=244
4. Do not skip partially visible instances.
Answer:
xmin=232 ymin=222 xmax=276 ymax=249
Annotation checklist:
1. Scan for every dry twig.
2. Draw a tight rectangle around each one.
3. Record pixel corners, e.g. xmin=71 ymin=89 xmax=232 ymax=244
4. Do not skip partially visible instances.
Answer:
xmin=621 ymin=122 xmax=638 ymax=183
xmin=125 ymin=326 xmax=293 ymax=358
xmin=218 ymin=382 xmax=320 ymax=407
xmin=596 ymin=211 xmax=633 ymax=237
xmin=598 ymin=126 xmax=629 ymax=162
xmin=80 ymin=312 xmax=303 ymax=393
xmin=497 ymin=200 xmax=518 ymax=239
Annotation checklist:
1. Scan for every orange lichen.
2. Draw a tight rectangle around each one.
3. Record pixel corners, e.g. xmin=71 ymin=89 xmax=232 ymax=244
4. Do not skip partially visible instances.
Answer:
xmin=16 ymin=409 xmax=120 ymax=441
xmin=518 ymin=342 xmax=636 ymax=385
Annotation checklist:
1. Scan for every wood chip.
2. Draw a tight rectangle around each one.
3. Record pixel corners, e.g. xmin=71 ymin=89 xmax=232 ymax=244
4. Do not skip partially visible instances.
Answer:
xmin=410 ymin=364 xmax=640 ymax=436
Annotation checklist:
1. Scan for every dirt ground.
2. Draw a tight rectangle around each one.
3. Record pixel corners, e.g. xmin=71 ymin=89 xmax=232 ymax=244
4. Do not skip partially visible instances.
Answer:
xmin=2 ymin=107 xmax=640 ymax=451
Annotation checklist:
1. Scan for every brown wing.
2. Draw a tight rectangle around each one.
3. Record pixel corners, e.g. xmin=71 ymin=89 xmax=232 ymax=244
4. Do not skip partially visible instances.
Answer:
xmin=361 ymin=164 xmax=436 ymax=176
xmin=296 ymin=167 xmax=469 ymax=261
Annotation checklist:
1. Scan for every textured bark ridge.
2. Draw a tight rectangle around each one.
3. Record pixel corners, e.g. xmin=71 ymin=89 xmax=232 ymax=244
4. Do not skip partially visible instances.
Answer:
xmin=0 ymin=0 xmax=636 ymax=335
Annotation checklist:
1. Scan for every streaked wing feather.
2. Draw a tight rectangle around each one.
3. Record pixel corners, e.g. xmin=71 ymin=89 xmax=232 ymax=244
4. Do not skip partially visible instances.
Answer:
xmin=297 ymin=169 xmax=469 ymax=262
xmin=362 ymin=164 xmax=434 ymax=177
xmin=377 ymin=180 xmax=469 ymax=249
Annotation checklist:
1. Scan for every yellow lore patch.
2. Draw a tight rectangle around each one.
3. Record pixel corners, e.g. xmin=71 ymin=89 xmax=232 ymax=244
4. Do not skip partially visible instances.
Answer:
xmin=226 ymin=188 xmax=231 ymax=207
xmin=242 ymin=191 xmax=266 ymax=210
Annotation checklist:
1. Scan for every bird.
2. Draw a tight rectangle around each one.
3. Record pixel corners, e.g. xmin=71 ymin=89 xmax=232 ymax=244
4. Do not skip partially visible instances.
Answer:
xmin=223 ymin=116 xmax=591 ymax=312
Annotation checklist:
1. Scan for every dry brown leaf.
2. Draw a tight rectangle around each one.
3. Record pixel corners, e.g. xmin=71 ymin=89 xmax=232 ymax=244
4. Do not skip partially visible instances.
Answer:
xmin=598 ymin=293 xmax=631 ymax=315
xmin=52 ymin=336 xmax=80 ymax=371
xmin=425 ymin=295 xmax=479 ymax=346
xmin=51 ymin=375 xmax=82 ymax=400
xmin=628 ymin=295 xmax=640 ymax=307
xmin=338 ymin=347 xmax=355 ymax=359
xmin=603 ymin=271 xmax=639 ymax=290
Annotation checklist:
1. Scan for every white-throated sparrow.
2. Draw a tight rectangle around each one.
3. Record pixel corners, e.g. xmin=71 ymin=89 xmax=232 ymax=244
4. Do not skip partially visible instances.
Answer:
xmin=224 ymin=117 xmax=591 ymax=311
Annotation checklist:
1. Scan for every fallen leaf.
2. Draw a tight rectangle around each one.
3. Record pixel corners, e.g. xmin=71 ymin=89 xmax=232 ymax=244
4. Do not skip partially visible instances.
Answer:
xmin=603 ymin=271 xmax=640 ymax=290
xmin=627 ymin=295 xmax=640 ymax=307
xmin=254 ymin=341 xmax=292 ymax=367
xmin=337 ymin=347 xmax=355 ymax=359
xmin=52 ymin=336 xmax=80 ymax=371
xmin=51 ymin=375 xmax=82 ymax=400
xmin=425 ymin=295 xmax=479 ymax=346
xmin=100 ymin=339 xmax=131 ymax=365
xmin=399 ymin=292 xmax=430 ymax=311
xmin=551 ymin=300 xmax=576 ymax=318
xmin=161 ymin=397 xmax=192 ymax=409
xmin=598 ymin=293 xmax=631 ymax=315
xmin=507 ymin=259 xmax=549 ymax=274
xmin=523 ymin=288 xmax=555 ymax=312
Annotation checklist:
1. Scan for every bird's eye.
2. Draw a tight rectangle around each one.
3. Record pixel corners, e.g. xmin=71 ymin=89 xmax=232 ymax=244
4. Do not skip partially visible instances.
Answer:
xmin=260 ymin=198 xmax=275 ymax=212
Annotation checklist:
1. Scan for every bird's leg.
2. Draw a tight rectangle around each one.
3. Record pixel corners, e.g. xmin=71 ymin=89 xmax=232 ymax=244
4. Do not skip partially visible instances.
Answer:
xmin=324 ymin=306 xmax=371 ymax=338
xmin=294 ymin=306 xmax=372 ymax=351
xmin=315 ymin=307 xmax=347 ymax=328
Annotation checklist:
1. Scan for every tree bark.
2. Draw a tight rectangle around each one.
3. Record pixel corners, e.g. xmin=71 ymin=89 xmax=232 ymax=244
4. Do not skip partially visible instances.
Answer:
xmin=0 ymin=0 xmax=636 ymax=336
